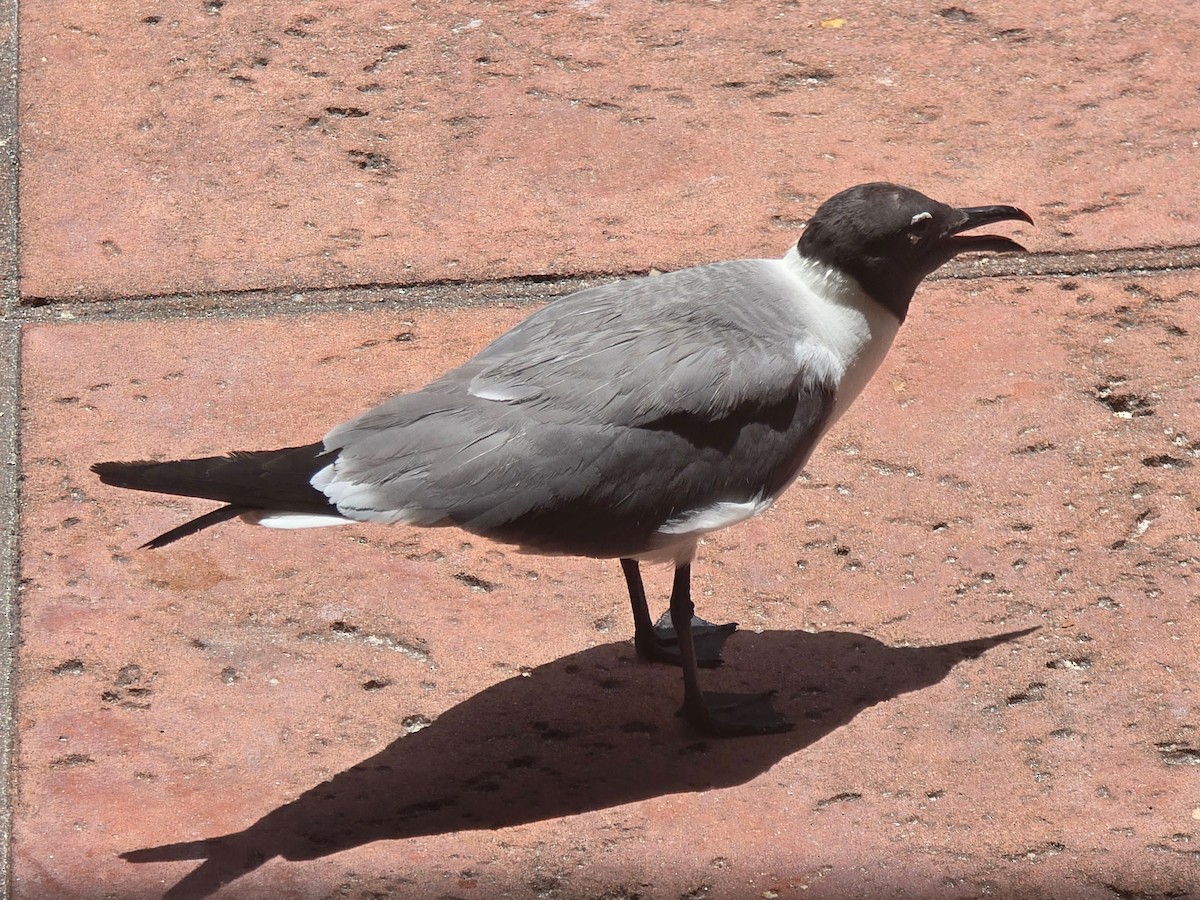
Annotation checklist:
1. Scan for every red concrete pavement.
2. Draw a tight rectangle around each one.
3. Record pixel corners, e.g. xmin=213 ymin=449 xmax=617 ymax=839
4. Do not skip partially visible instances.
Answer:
xmin=14 ymin=274 xmax=1200 ymax=898
xmin=19 ymin=0 xmax=1200 ymax=301
xmin=11 ymin=0 xmax=1200 ymax=897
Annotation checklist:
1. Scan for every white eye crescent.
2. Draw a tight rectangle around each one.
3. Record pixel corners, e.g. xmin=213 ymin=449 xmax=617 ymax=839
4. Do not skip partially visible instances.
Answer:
xmin=908 ymin=210 xmax=933 ymax=243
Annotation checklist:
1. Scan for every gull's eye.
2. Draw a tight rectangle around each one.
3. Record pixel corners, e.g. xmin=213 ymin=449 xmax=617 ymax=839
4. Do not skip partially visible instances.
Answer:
xmin=908 ymin=210 xmax=933 ymax=244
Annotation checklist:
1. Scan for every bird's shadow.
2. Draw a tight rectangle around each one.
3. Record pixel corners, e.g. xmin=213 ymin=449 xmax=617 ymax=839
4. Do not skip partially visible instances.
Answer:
xmin=122 ymin=626 xmax=1036 ymax=899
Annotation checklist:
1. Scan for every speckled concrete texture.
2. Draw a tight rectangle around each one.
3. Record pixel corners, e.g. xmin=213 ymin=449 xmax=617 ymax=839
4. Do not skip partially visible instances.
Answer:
xmin=14 ymin=273 xmax=1200 ymax=899
xmin=18 ymin=0 xmax=1200 ymax=300
xmin=10 ymin=0 xmax=1200 ymax=897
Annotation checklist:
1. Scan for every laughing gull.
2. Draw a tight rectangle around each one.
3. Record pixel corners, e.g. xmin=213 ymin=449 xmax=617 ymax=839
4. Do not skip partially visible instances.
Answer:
xmin=93 ymin=182 xmax=1032 ymax=736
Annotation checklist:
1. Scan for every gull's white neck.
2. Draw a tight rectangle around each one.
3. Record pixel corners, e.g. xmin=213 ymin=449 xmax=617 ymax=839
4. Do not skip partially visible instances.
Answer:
xmin=639 ymin=248 xmax=907 ymax=564
xmin=779 ymin=244 xmax=902 ymax=427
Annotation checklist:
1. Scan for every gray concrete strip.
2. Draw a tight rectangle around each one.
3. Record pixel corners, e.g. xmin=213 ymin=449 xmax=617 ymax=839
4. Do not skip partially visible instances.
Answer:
xmin=946 ymin=244 xmax=1200 ymax=280
xmin=9 ymin=243 xmax=1200 ymax=326
xmin=0 ymin=0 xmax=20 ymax=890
xmin=0 ymin=323 xmax=18 ymax=900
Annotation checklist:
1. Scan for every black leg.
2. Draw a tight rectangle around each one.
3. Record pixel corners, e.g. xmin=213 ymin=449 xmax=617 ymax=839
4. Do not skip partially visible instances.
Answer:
xmin=668 ymin=563 xmax=792 ymax=736
xmin=621 ymin=558 xmax=660 ymax=660
xmin=620 ymin=557 xmax=737 ymax=668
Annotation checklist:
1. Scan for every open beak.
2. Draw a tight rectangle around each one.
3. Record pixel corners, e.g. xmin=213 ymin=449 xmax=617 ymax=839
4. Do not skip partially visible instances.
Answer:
xmin=945 ymin=204 xmax=1034 ymax=254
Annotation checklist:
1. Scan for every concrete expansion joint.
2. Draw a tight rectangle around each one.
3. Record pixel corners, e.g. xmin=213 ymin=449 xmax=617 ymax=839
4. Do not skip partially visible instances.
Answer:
xmin=939 ymin=242 xmax=1200 ymax=280
xmin=6 ymin=242 xmax=1200 ymax=327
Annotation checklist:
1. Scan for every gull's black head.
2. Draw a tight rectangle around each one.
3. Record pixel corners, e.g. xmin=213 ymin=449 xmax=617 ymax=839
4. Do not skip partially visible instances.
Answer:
xmin=797 ymin=182 xmax=1033 ymax=321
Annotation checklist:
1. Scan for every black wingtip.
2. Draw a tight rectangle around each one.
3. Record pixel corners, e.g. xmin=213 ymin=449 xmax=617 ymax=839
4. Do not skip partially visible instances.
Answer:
xmin=93 ymin=443 xmax=337 ymax=547
xmin=139 ymin=505 xmax=249 ymax=549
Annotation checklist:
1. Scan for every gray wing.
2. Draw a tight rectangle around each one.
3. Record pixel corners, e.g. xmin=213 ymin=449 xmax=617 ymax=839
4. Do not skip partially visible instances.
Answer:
xmin=316 ymin=260 xmax=837 ymax=557
xmin=463 ymin=260 xmax=818 ymax=424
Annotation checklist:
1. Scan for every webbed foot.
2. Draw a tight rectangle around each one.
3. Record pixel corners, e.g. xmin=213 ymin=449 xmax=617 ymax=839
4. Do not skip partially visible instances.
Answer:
xmin=680 ymin=689 xmax=793 ymax=737
xmin=636 ymin=610 xmax=737 ymax=668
